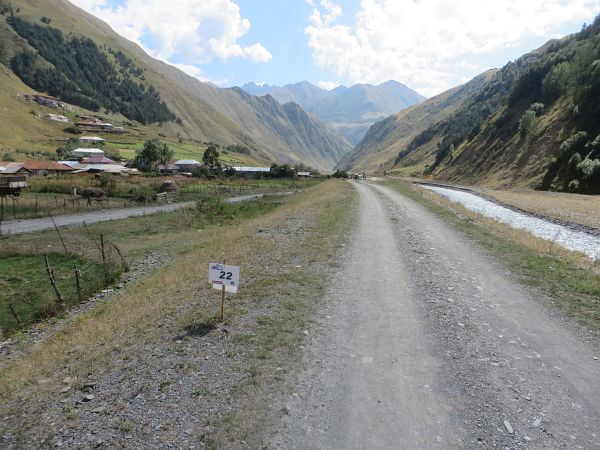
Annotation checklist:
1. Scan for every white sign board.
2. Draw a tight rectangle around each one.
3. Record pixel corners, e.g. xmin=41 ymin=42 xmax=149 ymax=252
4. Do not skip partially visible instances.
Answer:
xmin=208 ymin=263 xmax=240 ymax=292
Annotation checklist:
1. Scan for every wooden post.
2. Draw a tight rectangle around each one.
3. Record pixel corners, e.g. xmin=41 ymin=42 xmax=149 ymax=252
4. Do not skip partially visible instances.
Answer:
xmin=100 ymin=233 xmax=108 ymax=283
xmin=48 ymin=210 xmax=68 ymax=254
xmin=220 ymin=258 xmax=227 ymax=322
xmin=8 ymin=303 xmax=21 ymax=325
xmin=45 ymin=254 xmax=65 ymax=309
xmin=35 ymin=195 xmax=38 ymax=217
xmin=74 ymin=264 xmax=82 ymax=303
xmin=12 ymin=196 xmax=16 ymax=219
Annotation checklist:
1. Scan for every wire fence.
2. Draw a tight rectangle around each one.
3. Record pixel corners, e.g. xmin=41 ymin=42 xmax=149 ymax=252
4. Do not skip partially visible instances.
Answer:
xmin=0 ymin=220 xmax=127 ymax=337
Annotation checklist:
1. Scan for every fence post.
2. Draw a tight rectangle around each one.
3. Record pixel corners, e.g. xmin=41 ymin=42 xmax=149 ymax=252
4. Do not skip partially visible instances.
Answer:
xmin=74 ymin=264 xmax=83 ymax=303
xmin=100 ymin=234 xmax=108 ymax=283
xmin=44 ymin=254 xmax=65 ymax=309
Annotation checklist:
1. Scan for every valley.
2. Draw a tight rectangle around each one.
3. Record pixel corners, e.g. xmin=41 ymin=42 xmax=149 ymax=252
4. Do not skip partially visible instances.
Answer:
xmin=0 ymin=1 xmax=599 ymax=449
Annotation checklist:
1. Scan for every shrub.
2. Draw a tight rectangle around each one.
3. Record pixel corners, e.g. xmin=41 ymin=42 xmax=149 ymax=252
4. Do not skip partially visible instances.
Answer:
xmin=519 ymin=110 xmax=538 ymax=139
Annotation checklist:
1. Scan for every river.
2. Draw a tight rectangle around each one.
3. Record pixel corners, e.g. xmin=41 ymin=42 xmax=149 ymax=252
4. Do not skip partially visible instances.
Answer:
xmin=422 ymin=185 xmax=600 ymax=260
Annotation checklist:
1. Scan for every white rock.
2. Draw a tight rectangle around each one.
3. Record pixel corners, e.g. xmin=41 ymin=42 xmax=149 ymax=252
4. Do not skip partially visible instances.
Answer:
xmin=504 ymin=420 xmax=514 ymax=434
xmin=533 ymin=418 xmax=542 ymax=427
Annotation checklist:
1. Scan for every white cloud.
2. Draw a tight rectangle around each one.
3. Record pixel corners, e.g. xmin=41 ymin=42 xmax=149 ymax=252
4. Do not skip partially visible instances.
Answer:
xmin=305 ymin=0 xmax=600 ymax=96
xmin=71 ymin=0 xmax=272 ymax=65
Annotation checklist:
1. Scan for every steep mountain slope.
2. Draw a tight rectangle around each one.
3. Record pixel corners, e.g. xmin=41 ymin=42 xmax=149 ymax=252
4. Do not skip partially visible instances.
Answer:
xmin=0 ymin=0 xmax=350 ymax=169
xmin=240 ymin=80 xmax=426 ymax=145
xmin=338 ymin=71 xmax=496 ymax=172
xmin=307 ymin=81 xmax=426 ymax=145
xmin=349 ymin=18 xmax=600 ymax=194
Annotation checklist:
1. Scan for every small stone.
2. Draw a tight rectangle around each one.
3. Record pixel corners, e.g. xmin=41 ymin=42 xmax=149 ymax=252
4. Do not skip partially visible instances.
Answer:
xmin=593 ymin=357 xmax=598 ymax=360
xmin=303 ymin=330 xmax=309 ymax=335
xmin=91 ymin=406 xmax=106 ymax=413
xmin=524 ymin=436 xmax=532 ymax=442
xmin=82 ymin=394 xmax=95 ymax=402
xmin=533 ymin=418 xmax=542 ymax=427
xmin=60 ymin=386 xmax=71 ymax=393
xmin=504 ymin=420 xmax=514 ymax=434
xmin=63 ymin=377 xmax=75 ymax=385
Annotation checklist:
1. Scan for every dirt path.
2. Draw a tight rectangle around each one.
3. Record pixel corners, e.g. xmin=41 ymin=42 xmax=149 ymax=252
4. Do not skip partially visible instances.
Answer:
xmin=275 ymin=181 xmax=600 ymax=449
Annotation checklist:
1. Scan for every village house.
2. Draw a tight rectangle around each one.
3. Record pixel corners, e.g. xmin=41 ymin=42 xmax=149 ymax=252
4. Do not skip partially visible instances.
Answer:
xmin=80 ymin=155 xmax=116 ymax=165
xmin=44 ymin=113 xmax=69 ymax=123
xmin=26 ymin=94 xmax=64 ymax=108
xmin=79 ymin=136 xmax=105 ymax=144
xmin=71 ymin=148 xmax=105 ymax=159
xmin=232 ymin=166 xmax=271 ymax=174
xmin=173 ymin=159 xmax=202 ymax=171
xmin=1 ymin=161 xmax=73 ymax=177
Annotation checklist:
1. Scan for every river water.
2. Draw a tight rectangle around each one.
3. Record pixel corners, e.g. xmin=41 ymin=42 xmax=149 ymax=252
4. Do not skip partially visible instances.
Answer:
xmin=422 ymin=185 xmax=600 ymax=260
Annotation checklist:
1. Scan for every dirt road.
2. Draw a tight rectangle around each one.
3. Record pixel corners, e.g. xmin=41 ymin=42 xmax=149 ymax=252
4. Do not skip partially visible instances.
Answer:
xmin=275 ymin=181 xmax=600 ymax=449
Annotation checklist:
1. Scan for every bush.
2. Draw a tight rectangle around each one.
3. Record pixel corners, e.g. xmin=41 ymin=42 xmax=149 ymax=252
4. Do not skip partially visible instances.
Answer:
xmin=519 ymin=110 xmax=538 ymax=139
xmin=332 ymin=169 xmax=348 ymax=178
xmin=64 ymin=126 xmax=82 ymax=135
xmin=568 ymin=179 xmax=579 ymax=191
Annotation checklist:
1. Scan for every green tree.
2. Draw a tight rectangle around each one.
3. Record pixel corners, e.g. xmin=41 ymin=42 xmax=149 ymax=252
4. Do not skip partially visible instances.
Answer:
xmin=202 ymin=142 xmax=221 ymax=173
xmin=134 ymin=138 xmax=173 ymax=172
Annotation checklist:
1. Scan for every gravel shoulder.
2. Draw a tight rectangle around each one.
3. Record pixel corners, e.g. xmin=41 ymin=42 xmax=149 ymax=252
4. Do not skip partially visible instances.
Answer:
xmin=275 ymin=181 xmax=600 ymax=449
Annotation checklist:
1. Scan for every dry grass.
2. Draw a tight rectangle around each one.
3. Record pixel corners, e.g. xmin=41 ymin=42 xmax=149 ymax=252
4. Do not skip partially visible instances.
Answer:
xmin=482 ymin=188 xmax=600 ymax=230
xmin=0 ymin=180 xmax=355 ymax=403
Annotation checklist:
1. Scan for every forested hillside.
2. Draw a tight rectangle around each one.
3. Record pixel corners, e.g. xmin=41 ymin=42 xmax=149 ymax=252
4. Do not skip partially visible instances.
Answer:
xmin=6 ymin=15 xmax=175 ymax=124
xmin=350 ymin=15 xmax=600 ymax=194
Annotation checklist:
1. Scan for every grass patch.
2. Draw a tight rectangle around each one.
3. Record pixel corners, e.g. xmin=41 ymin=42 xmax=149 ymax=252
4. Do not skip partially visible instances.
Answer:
xmin=385 ymin=180 xmax=600 ymax=330
xmin=0 ymin=253 xmax=106 ymax=336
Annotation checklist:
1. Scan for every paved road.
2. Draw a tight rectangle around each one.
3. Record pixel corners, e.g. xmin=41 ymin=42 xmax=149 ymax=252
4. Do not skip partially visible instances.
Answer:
xmin=275 ymin=181 xmax=600 ymax=449
xmin=0 ymin=202 xmax=195 ymax=236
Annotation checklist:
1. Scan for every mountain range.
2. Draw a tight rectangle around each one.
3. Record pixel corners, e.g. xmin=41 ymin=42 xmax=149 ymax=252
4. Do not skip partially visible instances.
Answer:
xmin=241 ymin=80 xmax=425 ymax=145
xmin=0 ymin=0 xmax=351 ymax=170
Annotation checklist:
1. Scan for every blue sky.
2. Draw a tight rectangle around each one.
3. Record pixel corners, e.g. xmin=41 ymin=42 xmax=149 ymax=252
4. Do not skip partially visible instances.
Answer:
xmin=73 ymin=0 xmax=600 ymax=97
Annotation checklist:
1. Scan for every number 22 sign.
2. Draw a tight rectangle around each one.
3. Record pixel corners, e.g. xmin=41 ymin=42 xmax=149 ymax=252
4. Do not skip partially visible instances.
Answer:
xmin=208 ymin=263 xmax=240 ymax=288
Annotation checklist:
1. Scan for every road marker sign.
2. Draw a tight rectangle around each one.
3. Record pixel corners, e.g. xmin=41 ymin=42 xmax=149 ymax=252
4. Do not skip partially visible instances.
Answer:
xmin=208 ymin=260 xmax=240 ymax=321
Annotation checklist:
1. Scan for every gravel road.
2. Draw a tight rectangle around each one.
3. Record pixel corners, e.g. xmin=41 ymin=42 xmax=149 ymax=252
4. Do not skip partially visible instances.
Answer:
xmin=0 ymin=193 xmax=294 ymax=236
xmin=275 ymin=181 xmax=600 ymax=449
xmin=0 ymin=202 xmax=195 ymax=236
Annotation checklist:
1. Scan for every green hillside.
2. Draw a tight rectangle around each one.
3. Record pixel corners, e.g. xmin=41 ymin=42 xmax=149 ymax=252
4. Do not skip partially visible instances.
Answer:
xmin=347 ymin=16 xmax=600 ymax=194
